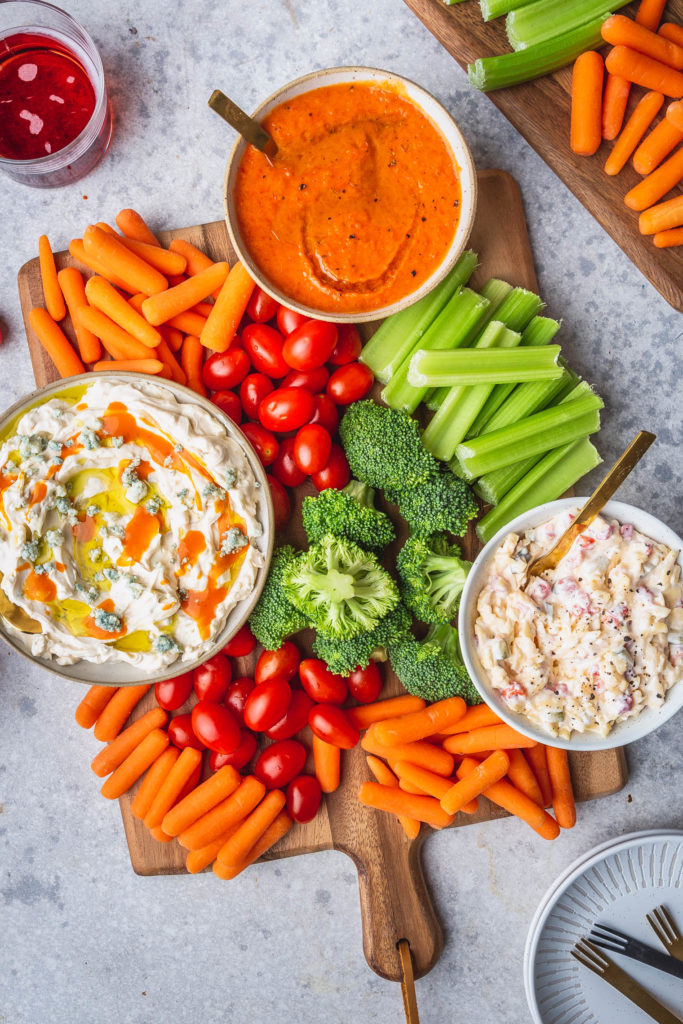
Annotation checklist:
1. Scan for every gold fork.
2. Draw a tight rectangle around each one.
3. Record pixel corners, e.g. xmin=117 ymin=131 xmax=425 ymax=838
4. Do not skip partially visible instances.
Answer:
xmin=571 ymin=939 xmax=683 ymax=1024
xmin=647 ymin=906 xmax=683 ymax=962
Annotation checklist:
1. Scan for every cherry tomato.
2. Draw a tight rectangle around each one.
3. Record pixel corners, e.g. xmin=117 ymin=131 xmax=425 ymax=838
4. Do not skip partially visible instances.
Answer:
xmin=311 ymin=443 xmax=350 ymax=491
xmin=286 ymin=775 xmax=322 ymax=823
xmin=259 ymin=387 xmax=315 ymax=433
xmin=347 ymin=662 xmax=383 ymax=703
xmin=299 ymin=658 xmax=348 ymax=705
xmin=191 ymin=700 xmax=242 ymax=754
xmin=271 ymin=435 xmax=307 ymax=488
xmin=193 ymin=653 xmax=232 ymax=703
xmin=241 ymin=422 xmax=279 ymax=467
xmin=254 ymin=738 xmax=307 ymax=789
xmin=209 ymin=730 xmax=258 ymax=771
xmin=308 ymin=393 xmax=339 ymax=435
xmin=267 ymin=475 xmax=291 ymax=532
xmin=240 ymin=373 xmax=273 ymax=420
xmin=168 ymin=713 xmax=205 ymax=750
xmin=293 ymin=424 xmax=332 ymax=475
xmin=154 ymin=671 xmax=193 ymax=711
xmin=282 ymin=320 xmax=337 ymax=371
xmin=277 ymin=306 xmax=309 ymax=336
xmin=242 ymin=323 xmax=289 ymax=378
xmin=282 ymin=367 xmax=329 ymax=393
xmin=202 ymin=347 xmax=250 ymax=391
xmin=225 ymin=676 xmax=256 ymax=725
xmin=243 ymin=678 xmax=292 ymax=731
xmin=222 ymin=622 xmax=256 ymax=658
xmin=211 ymin=390 xmax=242 ymax=424
xmin=265 ymin=690 xmax=314 ymax=740
xmin=329 ymin=324 xmax=362 ymax=366
xmin=308 ymin=705 xmax=359 ymax=749
xmin=255 ymin=641 xmax=301 ymax=684
xmin=327 ymin=362 xmax=374 ymax=404
xmin=246 ymin=285 xmax=279 ymax=324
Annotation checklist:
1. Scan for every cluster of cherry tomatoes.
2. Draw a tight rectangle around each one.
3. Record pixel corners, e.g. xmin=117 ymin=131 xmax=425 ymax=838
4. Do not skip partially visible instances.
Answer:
xmin=153 ymin=624 xmax=383 ymax=825
xmin=202 ymin=287 xmax=375 ymax=529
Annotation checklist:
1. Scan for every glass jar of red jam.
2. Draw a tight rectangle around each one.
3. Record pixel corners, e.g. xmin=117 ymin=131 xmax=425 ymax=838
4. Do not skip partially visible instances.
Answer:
xmin=0 ymin=0 xmax=112 ymax=187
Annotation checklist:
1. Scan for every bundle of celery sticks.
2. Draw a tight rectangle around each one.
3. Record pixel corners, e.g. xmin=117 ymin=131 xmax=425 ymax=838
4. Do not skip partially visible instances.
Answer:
xmin=360 ymin=251 xmax=603 ymax=544
xmin=453 ymin=0 xmax=630 ymax=92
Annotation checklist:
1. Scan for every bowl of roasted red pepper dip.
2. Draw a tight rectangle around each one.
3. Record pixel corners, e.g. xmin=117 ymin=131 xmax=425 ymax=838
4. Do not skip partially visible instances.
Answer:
xmin=224 ymin=67 xmax=477 ymax=322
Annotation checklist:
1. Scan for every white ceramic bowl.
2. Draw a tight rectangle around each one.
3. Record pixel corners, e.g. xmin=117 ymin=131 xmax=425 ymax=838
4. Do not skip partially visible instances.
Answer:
xmin=223 ymin=65 xmax=477 ymax=323
xmin=0 ymin=373 xmax=274 ymax=687
xmin=458 ymin=498 xmax=683 ymax=750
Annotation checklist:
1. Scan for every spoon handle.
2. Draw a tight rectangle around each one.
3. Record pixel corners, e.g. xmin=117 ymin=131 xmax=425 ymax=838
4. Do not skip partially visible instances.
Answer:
xmin=208 ymin=90 xmax=278 ymax=158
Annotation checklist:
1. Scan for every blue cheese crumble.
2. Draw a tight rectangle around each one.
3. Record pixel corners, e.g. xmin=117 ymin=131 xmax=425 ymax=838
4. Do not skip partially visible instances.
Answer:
xmin=21 ymin=539 xmax=41 ymax=562
xmin=93 ymin=607 xmax=121 ymax=633
xmin=79 ymin=428 xmax=101 ymax=451
xmin=155 ymin=635 xmax=183 ymax=654
xmin=220 ymin=527 xmax=248 ymax=556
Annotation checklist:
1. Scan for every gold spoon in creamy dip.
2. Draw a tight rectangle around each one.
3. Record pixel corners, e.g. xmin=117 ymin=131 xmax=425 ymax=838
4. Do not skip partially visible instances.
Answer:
xmin=208 ymin=90 xmax=278 ymax=160
xmin=0 ymin=571 xmax=42 ymax=634
xmin=527 ymin=430 xmax=656 ymax=579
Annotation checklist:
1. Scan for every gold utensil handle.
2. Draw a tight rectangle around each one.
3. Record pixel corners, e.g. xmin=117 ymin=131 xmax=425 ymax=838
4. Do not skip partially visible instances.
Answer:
xmin=609 ymin=963 xmax=683 ymax=1024
xmin=208 ymin=89 xmax=277 ymax=158
xmin=398 ymin=939 xmax=420 ymax=1024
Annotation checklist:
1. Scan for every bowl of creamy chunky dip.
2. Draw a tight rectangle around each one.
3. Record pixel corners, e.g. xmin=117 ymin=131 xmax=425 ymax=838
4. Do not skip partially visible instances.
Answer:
xmin=459 ymin=499 xmax=683 ymax=750
xmin=0 ymin=374 xmax=273 ymax=685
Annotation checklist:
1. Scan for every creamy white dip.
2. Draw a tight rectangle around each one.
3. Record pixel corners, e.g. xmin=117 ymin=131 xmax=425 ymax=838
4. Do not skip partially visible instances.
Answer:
xmin=474 ymin=509 xmax=683 ymax=738
xmin=0 ymin=379 xmax=265 ymax=670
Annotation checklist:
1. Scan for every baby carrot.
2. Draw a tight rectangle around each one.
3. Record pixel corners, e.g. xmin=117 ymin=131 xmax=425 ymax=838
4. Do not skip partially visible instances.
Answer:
xmin=69 ymin=238 xmax=132 ymax=292
xmin=393 ymin=761 xmax=479 ymax=815
xmin=77 ymin=306 xmax=156 ymax=361
xmin=571 ymin=51 xmax=604 ymax=156
xmin=358 ymin=781 xmax=453 ymax=829
xmin=155 ymin=335 xmax=187 ymax=384
xmin=85 ymin=275 xmax=161 ymax=348
xmin=28 ymin=308 xmax=85 ymax=378
xmin=639 ymin=192 xmax=683 ymax=232
xmin=74 ymin=685 xmax=117 ymax=729
xmin=166 ymin=310 xmax=207 ymax=335
xmin=118 ymin=236 xmax=186 ymax=276
xmin=100 ymin=728 xmax=169 ymax=800
xmin=213 ymin=810 xmax=293 ymax=880
xmin=93 ymin=358 xmax=164 ymax=374
xmin=141 ymin=262 xmax=229 ymax=326
xmin=57 ymin=267 xmax=101 ymax=364
xmin=347 ymin=695 xmax=426 ymax=731
xmin=178 ymin=775 xmax=266 ymax=850
xmin=38 ymin=235 xmax=66 ymax=321
xmin=217 ymin=790 xmax=287 ymax=867
xmin=83 ymin=225 xmax=167 ymax=296
xmin=633 ymin=117 xmax=683 ymax=173
xmin=636 ymin=0 xmax=667 ymax=31
xmin=169 ymin=238 xmax=224 ymax=299
xmin=666 ymin=98 xmax=683 ymax=132
xmin=606 ymin=46 xmax=683 ymax=97
xmin=441 ymin=750 xmax=510 ymax=817
xmin=193 ymin=300 xmax=214 ymax=318
xmin=91 ymin=707 xmax=167 ymax=777
xmin=438 ymin=704 xmax=501 ymax=736
xmin=161 ymin=324 xmax=183 ymax=352
xmin=524 ymin=744 xmax=553 ymax=807
xmin=602 ymin=16 xmax=683 ymax=70
xmin=115 ymin=208 xmax=160 ymax=246
xmin=366 ymin=756 xmax=420 ymax=838
xmin=653 ymin=225 xmax=683 ymax=245
xmin=625 ymin=145 xmax=683 ymax=209
xmin=93 ymin=684 xmax=151 ymax=742
xmin=546 ymin=747 xmax=576 ymax=829
xmin=130 ymin=747 xmax=179 ymax=820
xmin=144 ymin=746 xmax=203 ymax=829
xmin=180 ymin=335 xmax=206 ymax=395
xmin=605 ymin=90 xmax=664 ymax=174
xmin=457 ymin=757 xmax=560 ymax=840
xmin=505 ymin=749 xmax=544 ymax=807
xmin=161 ymin=764 xmax=241 ymax=836
xmin=149 ymin=825 xmax=174 ymax=843
xmin=659 ymin=23 xmax=683 ymax=48
xmin=398 ymin=776 xmax=425 ymax=795
xmin=373 ymin=697 xmax=467 ymax=747
xmin=362 ymin=729 xmax=455 ymax=777
xmin=602 ymin=74 xmax=631 ymax=140
xmin=442 ymin=723 xmax=537 ymax=755
xmin=200 ymin=261 xmax=255 ymax=353
xmin=185 ymin=822 xmax=241 ymax=874
xmin=313 ymin=735 xmax=341 ymax=794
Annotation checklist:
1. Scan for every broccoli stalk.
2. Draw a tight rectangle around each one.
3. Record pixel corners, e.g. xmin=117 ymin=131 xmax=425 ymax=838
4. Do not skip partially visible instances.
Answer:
xmin=249 ymin=546 xmax=310 ymax=650
xmin=397 ymin=534 xmax=472 ymax=624
xmin=389 ymin=623 xmax=482 ymax=704
xmin=313 ymin=602 xmax=412 ymax=676
xmin=339 ymin=400 xmax=437 ymax=490
xmin=282 ymin=534 xmax=399 ymax=639
xmin=386 ymin=464 xmax=478 ymax=537
xmin=301 ymin=479 xmax=395 ymax=552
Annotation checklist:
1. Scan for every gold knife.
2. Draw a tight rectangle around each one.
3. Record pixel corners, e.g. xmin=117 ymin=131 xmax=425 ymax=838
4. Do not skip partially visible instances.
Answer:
xmin=571 ymin=939 xmax=683 ymax=1024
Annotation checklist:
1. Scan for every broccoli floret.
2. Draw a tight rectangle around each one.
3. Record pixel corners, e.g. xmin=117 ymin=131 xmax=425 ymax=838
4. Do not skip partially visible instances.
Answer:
xmin=339 ymin=400 xmax=437 ymax=490
xmin=397 ymin=533 xmax=471 ymax=624
xmin=282 ymin=534 xmax=398 ymax=639
xmin=389 ymin=623 xmax=482 ymax=705
xmin=301 ymin=479 xmax=395 ymax=552
xmin=249 ymin=546 xmax=310 ymax=650
xmin=312 ymin=602 xmax=411 ymax=676
xmin=387 ymin=464 xmax=478 ymax=537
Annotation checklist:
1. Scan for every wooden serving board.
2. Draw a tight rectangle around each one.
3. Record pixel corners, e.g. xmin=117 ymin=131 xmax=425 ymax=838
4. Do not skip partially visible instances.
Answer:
xmin=17 ymin=170 xmax=627 ymax=983
xmin=402 ymin=0 xmax=683 ymax=311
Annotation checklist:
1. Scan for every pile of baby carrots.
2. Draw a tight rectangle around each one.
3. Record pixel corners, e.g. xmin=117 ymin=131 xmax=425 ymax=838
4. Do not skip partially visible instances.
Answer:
xmin=30 ymin=208 xmax=255 ymax=386
xmin=570 ymin=0 xmax=683 ymax=248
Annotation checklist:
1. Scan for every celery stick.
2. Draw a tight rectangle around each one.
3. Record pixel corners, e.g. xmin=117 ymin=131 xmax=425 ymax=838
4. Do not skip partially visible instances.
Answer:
xmin=455 ymin=391 xmax=603 ymax=477
xmin=408 ymin=345 xmax=562 ymax=387
xmin=381 ymin=288 xmax=490 ymax=414
xmin=359 ymin=251 xmax=477 ymax=384
xmin=476 ymin=438 xmax=603 ymax=544
xmin=468 ymin=16 xmax=609 ymax=91
xmin=421 ymin=322 xmax=522 ymax=461
xmin=507 ymin=0 xmax=630 ymax=51
xmin=475 ymin=365 xmax=573 ymax=436
xmin=481 ymin=0 xmax=535 ymax=21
